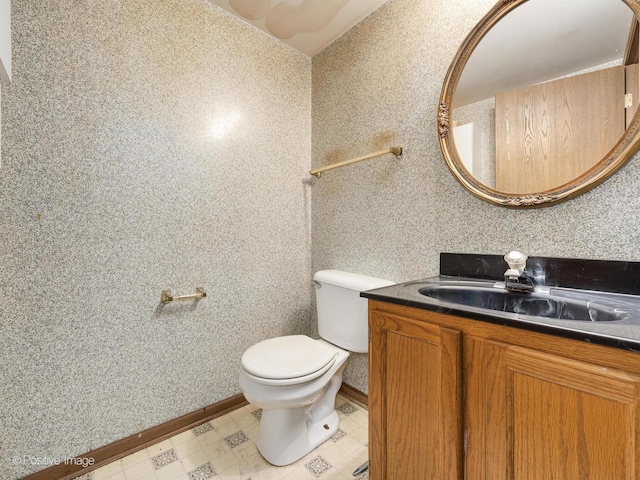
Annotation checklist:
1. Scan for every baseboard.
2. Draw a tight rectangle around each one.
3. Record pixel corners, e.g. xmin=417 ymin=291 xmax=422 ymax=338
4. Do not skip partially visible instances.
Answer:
xmin=20 ymin=384 xmax=368 ymax=480
xmin=21 ymin=393 xmax=248 ymax=480
xmin=339 ymin=383 xmax=368 ymax=409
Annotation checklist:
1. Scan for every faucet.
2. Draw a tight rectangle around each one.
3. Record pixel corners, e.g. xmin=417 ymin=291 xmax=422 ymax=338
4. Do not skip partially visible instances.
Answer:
xmin=503 ymin=251 xmax=536 ymax=293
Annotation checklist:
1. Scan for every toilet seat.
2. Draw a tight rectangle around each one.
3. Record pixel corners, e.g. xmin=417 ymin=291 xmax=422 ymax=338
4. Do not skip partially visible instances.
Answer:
xmin=242 ymin=335 xmax=338 ymax=386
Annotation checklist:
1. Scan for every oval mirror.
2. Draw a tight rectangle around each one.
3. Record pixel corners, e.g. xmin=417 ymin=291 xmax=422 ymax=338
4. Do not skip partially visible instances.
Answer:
xmin=439 ymin=0 xmax=640 ymax=207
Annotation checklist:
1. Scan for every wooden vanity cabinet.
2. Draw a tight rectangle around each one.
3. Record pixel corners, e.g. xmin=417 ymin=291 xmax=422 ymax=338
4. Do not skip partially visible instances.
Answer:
xmin=368 ymin=300 xmax=640 ymax=480
xmin=483 ymin=341 xmax=640 ymax=479
xmin=368 ymin=306 xmax=463 ymax=480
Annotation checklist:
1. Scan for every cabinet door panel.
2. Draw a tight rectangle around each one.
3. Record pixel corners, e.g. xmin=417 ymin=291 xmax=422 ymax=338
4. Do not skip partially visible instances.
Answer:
xmin=369 ymin=310 xmax=461 ymax=480
xmin=485 ymin=342 xmax=640 ymax=480
xmin=386 ymin=328 xmax=442 ymax=477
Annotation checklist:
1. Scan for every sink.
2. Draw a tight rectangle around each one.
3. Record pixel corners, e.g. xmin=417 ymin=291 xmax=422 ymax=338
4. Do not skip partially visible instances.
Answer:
xmin=418 ymin=284 xmax=629 ymax=322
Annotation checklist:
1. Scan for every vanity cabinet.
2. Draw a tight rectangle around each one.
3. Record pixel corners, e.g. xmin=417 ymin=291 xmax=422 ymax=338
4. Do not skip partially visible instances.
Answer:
xmin=368 ymin=308 xmax=462 ymax=479
xmin=482 ymin=342 xmax=640 ymax=479
xmin=369 ymin=311 xmax=462 ymax=480
xmin=368 ymin=300 xmax=640 ymax=480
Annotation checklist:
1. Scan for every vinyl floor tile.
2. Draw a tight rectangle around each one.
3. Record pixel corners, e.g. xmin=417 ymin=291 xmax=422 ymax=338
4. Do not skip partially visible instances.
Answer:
xmin=72 ymin=395 xmax=368 ymax=480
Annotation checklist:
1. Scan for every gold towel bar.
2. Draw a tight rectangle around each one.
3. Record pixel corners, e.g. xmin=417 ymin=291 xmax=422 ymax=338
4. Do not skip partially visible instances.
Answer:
xmin=310 ymin=147 xmax=403 ymax=178
xmin=161 ymin=287 xmax=207 ymax=304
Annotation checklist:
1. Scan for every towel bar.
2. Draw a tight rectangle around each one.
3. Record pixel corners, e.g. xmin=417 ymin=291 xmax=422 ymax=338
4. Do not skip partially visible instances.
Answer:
xmin=309 ymin=147 xmax=403 ymax=178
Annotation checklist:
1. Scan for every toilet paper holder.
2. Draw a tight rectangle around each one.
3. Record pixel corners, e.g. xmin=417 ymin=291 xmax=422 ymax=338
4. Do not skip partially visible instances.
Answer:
xmin=161 ymin=287 xmax=207 ymax=304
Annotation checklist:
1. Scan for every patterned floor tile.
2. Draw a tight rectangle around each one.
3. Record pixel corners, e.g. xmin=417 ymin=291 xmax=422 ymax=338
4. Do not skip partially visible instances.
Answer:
xmin=305 ymin=456 xmax=332 ymax=477
xmin=188 ymin=461 xmax=217 ymax=479
xmin=152 ymin=449 xmax=179 ymax=469
xmin=330 ymin=429 xmax=346 ymax=442
xmin=337 ymin=403 xmax=357 ymax=416
xmin=251 ymin=409 xmax=262 ymax=420
xmin=193 ymin=422 xmax=214 ymax=436
xmin=225 ymin=430 xmax=249 ymax=448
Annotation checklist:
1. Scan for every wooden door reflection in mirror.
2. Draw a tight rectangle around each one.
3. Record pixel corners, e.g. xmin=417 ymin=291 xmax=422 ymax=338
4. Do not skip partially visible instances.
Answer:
xmin=439 ymin=0 xmax=640 ymax=207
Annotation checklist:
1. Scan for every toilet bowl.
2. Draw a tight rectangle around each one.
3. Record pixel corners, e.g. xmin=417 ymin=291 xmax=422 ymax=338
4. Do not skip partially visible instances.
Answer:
xmin=239 ymin=270 xmax=394 ymax=466
xmin=240 ymin=337 xmax=349 ymax=465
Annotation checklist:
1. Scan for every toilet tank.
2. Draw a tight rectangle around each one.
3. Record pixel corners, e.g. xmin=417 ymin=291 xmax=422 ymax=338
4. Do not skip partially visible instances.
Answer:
xmin=313 ymin=270 xmax=394 ymax=353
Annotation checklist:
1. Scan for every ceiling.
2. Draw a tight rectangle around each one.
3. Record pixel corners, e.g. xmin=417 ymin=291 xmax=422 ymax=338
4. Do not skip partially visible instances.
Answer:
xmin=208 ymin=0 xmax=391 ymax=56
xmin=209 ymin=0 xmax=635 ymax=95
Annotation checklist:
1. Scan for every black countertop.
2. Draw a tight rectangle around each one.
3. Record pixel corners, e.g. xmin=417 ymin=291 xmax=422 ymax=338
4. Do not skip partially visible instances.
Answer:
xmin=361 ymin=253 xmax=640 ymax=353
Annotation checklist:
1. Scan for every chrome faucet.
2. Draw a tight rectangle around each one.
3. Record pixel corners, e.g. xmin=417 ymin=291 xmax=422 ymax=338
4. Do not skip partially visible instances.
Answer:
xmin=503 ymin=251 xmax=535 ymax=293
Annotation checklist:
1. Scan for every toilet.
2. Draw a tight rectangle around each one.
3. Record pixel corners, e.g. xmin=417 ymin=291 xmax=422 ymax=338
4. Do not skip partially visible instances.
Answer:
xmin=239 ymin=270 xmax=394 ymax=466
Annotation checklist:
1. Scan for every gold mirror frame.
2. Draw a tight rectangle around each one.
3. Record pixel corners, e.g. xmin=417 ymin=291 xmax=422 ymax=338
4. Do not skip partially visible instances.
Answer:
xmin=439 ymin=0 xmax=640 ymax=208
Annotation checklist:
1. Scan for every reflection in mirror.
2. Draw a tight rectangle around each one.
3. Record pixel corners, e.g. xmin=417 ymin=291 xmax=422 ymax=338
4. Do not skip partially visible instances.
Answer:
xmin=440 ymin=0 xmax=640 ymax=206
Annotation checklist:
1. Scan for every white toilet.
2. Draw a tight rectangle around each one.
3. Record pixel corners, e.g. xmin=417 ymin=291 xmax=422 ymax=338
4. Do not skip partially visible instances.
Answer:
xmin=239 ymin=270 xmax=394 ymax=466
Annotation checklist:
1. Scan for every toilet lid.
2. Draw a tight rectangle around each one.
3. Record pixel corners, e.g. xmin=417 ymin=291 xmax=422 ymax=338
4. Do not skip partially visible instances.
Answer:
xmin=242 ymin=335 xmax=337 ymax=380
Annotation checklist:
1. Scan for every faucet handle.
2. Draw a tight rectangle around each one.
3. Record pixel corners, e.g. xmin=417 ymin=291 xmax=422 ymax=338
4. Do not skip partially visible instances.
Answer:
xmin=504 ymin=251 xmax=528 ymax=275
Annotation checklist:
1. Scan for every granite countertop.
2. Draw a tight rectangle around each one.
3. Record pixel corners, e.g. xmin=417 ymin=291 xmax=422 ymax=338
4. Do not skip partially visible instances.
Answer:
xmin=361 ymin=272 xmax=640 ymax=354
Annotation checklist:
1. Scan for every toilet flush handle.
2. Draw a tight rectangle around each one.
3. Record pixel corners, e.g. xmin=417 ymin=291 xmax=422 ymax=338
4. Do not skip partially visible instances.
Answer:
xmin=312 ymin=280 xmax=322 ymax=289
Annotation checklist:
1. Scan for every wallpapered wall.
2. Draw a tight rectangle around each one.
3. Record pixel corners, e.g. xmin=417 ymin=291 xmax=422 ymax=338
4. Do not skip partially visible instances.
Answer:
xmin=3 ymin=0 xmax=640 ymax=477
xmin=311 ymin=0 xmax=640 ymax=392
xmin=0 ymin=0 xmax=311 ymax=477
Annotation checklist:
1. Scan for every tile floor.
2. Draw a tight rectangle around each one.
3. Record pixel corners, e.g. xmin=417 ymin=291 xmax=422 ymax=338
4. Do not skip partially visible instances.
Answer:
xmin=72 ymin=395 xmax=369 ymax=480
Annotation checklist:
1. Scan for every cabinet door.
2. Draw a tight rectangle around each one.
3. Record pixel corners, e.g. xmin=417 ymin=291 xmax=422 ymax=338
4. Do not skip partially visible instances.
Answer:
xmin=369 ymin=309 xmax=462 ymax=480
xmin=484 ymin=342 xmax=640 ymax=480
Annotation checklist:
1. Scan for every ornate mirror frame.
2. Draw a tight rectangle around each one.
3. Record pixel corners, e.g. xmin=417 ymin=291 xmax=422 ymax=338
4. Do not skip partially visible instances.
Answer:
xmin=439 ymin=0 xmax=640 ymax=208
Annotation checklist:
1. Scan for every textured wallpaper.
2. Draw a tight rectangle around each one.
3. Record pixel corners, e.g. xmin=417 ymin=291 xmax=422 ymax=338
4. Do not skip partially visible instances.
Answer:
xmin=0 ymin=0 xmax=311 ymax=478
xmin=311 ymin=0 xmax=640 ymax=393
xmin=5 ymin=0 xmax=640 ymax=476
